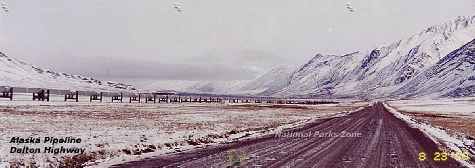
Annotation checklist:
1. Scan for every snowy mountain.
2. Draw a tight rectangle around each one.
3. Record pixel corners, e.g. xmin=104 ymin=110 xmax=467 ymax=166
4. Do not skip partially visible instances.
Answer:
xmin=184 ymin=80 xmax=247 ymax=95
xmin=273 ymin=52 xmax=364 ymax=97
xmin=0 ymin=52 xmax=137 ymax=92
xmin=234 ymin=65 xmax=296 ymax=95
xmin=394 ymin=38 xmax=475 ymax=97
xmin=271 ymin=15 xmax=475 ymax=98
xmin=133 ymin=80 xmax=200 ymax=93
xmin=148 ymin=15 xmax=475 ymax=98
xmin=182 ymin=65 xmax=296 ymax=95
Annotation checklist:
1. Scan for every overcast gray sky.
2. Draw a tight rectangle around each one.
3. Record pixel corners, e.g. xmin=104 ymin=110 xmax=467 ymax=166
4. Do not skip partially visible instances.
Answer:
xmin=0 ymin=0 xmax=474 ymax=82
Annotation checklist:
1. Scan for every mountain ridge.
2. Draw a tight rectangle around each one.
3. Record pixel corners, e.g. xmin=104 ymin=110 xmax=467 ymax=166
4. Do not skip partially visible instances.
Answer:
xmin=394 ymin=38 xmax=475 ymax=97
xmin=266 ymin=15 xmax=475 ymax=99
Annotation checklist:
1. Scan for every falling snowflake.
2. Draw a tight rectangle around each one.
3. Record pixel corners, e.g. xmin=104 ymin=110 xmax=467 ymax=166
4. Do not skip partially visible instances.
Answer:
xmin=173 ymin=1 xmax=184 ymax=13
xmin=345 ymin=2 xmax=355 ymax=13
xmin=1 ymin=0 xmax=8 ymax=13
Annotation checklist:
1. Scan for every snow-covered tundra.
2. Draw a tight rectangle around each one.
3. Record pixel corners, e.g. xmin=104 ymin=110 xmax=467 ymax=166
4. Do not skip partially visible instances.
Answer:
xmin=0 ymin=97 xmax=365 ymax=168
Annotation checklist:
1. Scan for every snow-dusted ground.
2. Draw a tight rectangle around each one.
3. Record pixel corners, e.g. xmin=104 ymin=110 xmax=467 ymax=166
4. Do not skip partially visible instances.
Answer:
xmin=389 ymin=97 xmax=475 ymax=114
xmin=0 ymin=94 xmax=366 ymax=167
xmin=388 ymin=97 xmax=475 ymax=137
xmin=386 ymin=99 xmax=475 ymax=167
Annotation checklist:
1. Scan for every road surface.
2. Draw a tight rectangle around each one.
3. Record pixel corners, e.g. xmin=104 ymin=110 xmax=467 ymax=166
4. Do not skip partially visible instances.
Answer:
xmin=112 ymin=103 xmax=468 ymax=168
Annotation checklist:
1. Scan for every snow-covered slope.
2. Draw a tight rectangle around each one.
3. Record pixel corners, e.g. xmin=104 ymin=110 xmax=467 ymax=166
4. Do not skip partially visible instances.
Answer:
xmin=134 ymin=80 xmax=200 ymax=93
xmin=184 ymin=80 xmax=248 ymax=95
xmin=272 ymin=15 xmax=475 ymax=98
xmin=235 ymin=65 xmax=296 ymax=95
xmin=349 ymin=16 xmax=475 ymax=97
xmin=0 ymin=52 xmax=136 ymax=92
xmin=183 ymin=65 xmax=296 ymax=95
xmin=394 ymin=38 xmax=475 ymax=97
xmin=274 ymin=52 xmax=364 ymax=97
